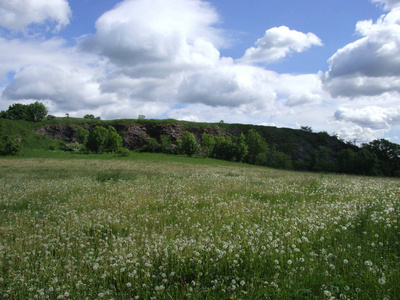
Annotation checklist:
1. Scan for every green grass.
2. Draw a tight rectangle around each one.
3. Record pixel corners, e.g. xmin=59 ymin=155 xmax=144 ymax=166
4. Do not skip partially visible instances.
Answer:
xmin=0 ymin=157 xmax=399 ymax=299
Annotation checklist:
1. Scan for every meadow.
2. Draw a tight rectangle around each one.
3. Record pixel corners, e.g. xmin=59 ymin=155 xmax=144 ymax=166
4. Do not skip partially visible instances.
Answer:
xmin=0 ymin=155 xmax=399 ymax=299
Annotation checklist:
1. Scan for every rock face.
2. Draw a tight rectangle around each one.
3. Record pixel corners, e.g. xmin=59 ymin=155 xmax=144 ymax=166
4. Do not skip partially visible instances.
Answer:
xmin=37 ymin=123 xmax=226 ymax=150
xmin=37 ymin=121 xmax=355 ymax=165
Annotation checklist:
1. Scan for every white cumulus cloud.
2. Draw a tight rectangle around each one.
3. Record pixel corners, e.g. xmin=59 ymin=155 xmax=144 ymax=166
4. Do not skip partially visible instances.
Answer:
xmin=240 ymin=26 xmax=322 ymax=64
xmin=83 ymin=0 xmax=223 ymax=75
xmin=324 ymin=6 xmax=400 ymax=97
xmin=0 ymin=0 xmax=71 ymax=32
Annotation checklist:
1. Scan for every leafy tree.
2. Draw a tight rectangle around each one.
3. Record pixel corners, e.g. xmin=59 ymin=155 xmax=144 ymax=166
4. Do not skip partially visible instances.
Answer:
xmin=160 ymin=135 xmax=172 ymax=154
xmin=354 ymin=148 xmax=380 ymax=176
xmin=105 ymin=126 xmax=123 ymax=152
xmin=84 ymin=114 xmax=101 ymax=120
xmin=3 ymin=103 xmax=29 ymax=120
xmin=86 ymin=126 xmax=108 ymax=153
xmin=27 ymin=101 xmax=47 ymax=122
xmin=75 ymin=126 xmax=89 ymax=145
xmin=338 ymin=149 xmax=357 ymax=174
xmin=201 ymin=133 xmax=215 ymax=157
xmin=0 ymin=101 xmax=47 ymax=122
xmin=267 ymin=146 xmax=293 ymax=169
xmin=146 ymin=138 xmax=160 ymax=152
xmin=246 ymin=129 xmax=268 ymax=164
xmin=0 ymin=135 xmax=21 ymax=156
xmin=181 ymin=131 xmax=198 ymax=157
xmin=213 ymin=136 xmax=236 ymax=161
xmin=234 ymin=133 xmax=248 ymax=162
xmin=362 ymin=139 xmax=400 ymax=176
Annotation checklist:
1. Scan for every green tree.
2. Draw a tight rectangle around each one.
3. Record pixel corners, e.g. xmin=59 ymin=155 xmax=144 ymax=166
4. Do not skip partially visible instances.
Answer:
xmin=338 ymin=149 xmax=357 ymax=174
xmin=201 ymin=133 xmax=215 ymax=157
xmin=105 ymin=126 xmax=123 ymax=152
xmin=4 ymin=103 xmax=29 ymax=120
xmin=27 ymin=101 xmax=47 ymax=122
xmin=84 ymin=114 xmax=101 ymax=120
xmin=75 ymin=126 xmax=89 ymax=145
xmin=246 ymin=129 xmax=268 ymax=164
xmin=147 ymin=138 xmax=160 ymax=152
xmin=234 ymin=133 xmax=248 ymax=162
xmin=362 ymin=139 xmax=400 ymax=176
xmin=160 ymin=135 xmax=172 ymax=154
xmin=86 ymin=126 xmax=108 ymax=153
xmin=213 ymin=136 xmax=236 ymax=161
xmin=181 ymin=131 xmax=198 ymax=157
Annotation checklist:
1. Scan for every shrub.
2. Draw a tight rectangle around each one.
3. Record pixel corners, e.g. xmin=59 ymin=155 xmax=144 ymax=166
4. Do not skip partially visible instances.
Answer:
xmin=62 ymin=142 xmax=83 ymax=152
xmin=0 ymin=135 xmax=21 ymax=156
xmin=114 ymin=148 xmax=130 ymax=157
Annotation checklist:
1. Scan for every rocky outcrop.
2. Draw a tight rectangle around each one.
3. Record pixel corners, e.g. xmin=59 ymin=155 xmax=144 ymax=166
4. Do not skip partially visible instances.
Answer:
xmin=37 ymin=123 xmax=227 ymax=150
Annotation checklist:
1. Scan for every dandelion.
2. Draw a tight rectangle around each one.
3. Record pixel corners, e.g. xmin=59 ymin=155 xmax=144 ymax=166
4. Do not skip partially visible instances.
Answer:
xmin=379 ymin=277 xmax=386 ymax=285
xmin=287 ymin=259 xmax=292 ymax=265
xmin=324 ymin=290 xmax=332 ymax=297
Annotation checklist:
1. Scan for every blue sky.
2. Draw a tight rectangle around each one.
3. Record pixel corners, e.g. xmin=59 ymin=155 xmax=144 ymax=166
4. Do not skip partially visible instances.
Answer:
xmin=0 ymin=0 xmax=399 ymax=143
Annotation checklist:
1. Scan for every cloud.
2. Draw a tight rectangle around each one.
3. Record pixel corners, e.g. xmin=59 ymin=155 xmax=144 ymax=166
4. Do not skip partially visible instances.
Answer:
xmin=372 ymin=0 xmax=400 ymax=10
xmin=0 ymin=0 xmax=71 ymax=32
xmin=240 ymin=26 xmax=322 ymax=64
xmin=324 ymin=7 xmax=400 ymax=97
xmin=334 ymin=106 xmax=400 ymax=130
xmin=177 ymin=61 xmax=277 ymax=109
xmin=83 ymin=0 xmax=223 ymax=75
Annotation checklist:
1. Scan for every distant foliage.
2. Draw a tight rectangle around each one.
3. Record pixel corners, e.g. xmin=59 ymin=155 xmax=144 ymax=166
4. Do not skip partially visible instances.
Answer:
xmin=201 ymin=133 xmax=215 ymax=157
xmin=105 ymin=126 xmax=123 ymax=153
xmin=181 ymin=131 xmax=198 ymax=157
xmin=0 ymin=101 xmax=47 ymax=122
xmin=114 ymin=148 xmax=130 ymax=157
xmin=0 ymin=135 xmax=21 ymax=156
xmin=86 ymin=126 xmax=108 ymax=153
xmin=245 ymin=129 xmax=268 ymax=164
xmin=85 ymin=126 xmax=122 ymax=154
xmin=160 ymin=135 xmax=172 ymax=154
xmin=62 ymin=142 xmax=83 ymax=152
xmin=83 ymin=114 xmax=101 ymax=120
xmin=146 ymin=138 xmax=160 ymax=152
xmin=75 ymin=126 xmax=89 ymax=145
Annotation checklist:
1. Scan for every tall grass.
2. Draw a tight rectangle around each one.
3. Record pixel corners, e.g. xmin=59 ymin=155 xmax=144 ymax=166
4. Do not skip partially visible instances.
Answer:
xmin=0 ymin=158 xmax=399 ymax=299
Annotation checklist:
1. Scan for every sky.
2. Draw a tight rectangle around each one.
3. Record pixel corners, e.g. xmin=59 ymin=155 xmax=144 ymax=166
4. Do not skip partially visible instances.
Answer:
xmin=0 ymin=0 xmax=400 ymax=144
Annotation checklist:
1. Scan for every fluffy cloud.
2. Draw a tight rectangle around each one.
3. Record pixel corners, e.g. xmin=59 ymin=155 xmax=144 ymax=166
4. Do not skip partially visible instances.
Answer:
xmin=84 ymin=0 xmax=222 ymax=75
xmin=324 ymin=7 xmax=400 ymax=97
xmin=0 ymin=0 xmax=71 ymax=32
xmin=334 ymin=106 xmax=400 ymax=130
xmin=240 ymin=26 xmax=322 ymax=64
xmin=177 ymin=62 xmax=277 ymax=109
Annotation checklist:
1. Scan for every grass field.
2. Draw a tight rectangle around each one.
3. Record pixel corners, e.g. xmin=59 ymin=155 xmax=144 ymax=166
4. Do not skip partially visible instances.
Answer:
xmin=0 ymin=155 xmax=399 ymax=299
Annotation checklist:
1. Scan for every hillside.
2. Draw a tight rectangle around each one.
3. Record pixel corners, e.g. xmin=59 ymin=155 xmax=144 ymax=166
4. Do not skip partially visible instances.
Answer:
xmin=2 ymin=117 xmax=359 ymax=169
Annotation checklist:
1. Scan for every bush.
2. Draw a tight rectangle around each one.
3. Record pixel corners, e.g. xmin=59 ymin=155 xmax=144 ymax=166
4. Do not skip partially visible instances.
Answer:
xmin=0 ymin=135 xmax=21 ymax=156
xmin=114 ymin=148 xmax=130 ymax=157
xmin=62 ymin=142 xmax=83 ymax=152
